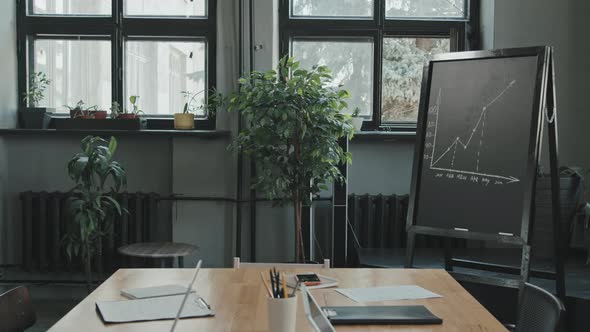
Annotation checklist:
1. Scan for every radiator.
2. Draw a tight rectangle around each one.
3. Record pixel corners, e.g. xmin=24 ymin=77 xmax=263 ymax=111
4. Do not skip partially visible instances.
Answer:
xmin=347 ymin=194 xmax=465 ymax=251
xmin=20 ymin=191 xmax=161 ymax=272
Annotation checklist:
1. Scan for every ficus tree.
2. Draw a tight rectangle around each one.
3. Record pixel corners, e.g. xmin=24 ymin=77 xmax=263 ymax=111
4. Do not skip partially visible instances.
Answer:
xmin=64 ymin=136 xmax=127 ymax=292
xmin=228 ymin=57 xmax=355 ymax=263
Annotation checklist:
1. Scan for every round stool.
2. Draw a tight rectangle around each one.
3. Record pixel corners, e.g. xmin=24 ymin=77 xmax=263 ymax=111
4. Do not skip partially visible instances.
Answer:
xmin=118 ymin=242 xmax=198 ymax=268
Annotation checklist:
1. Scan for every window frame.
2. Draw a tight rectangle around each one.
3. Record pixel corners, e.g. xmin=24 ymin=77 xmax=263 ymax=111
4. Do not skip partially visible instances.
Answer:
xmin=16 ymin=0 xmax=217 ymax=130
xmin=279 ymin=0 xmax=479 ymax=132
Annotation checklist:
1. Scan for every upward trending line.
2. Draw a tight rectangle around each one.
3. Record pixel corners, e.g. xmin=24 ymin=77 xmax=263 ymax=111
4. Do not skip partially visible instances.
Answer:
xmin=430 ymin=80 xmax=517 ymax=167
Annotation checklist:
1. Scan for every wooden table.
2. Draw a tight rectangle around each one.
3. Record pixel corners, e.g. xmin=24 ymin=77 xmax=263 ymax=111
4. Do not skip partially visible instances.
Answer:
xmin=117 ymin=242 xmax=198 ymax=268
xmin=49 ymin=268 xmax=507 ymax=332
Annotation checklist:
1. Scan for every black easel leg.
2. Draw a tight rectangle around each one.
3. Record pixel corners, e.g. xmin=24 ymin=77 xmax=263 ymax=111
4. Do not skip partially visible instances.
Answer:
xmin=405 ymin=230 xmax=416 ymax=268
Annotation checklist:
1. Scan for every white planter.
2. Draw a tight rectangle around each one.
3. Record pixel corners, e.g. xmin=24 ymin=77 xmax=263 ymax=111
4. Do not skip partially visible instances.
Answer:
xmin=351 ymin=117 xmax=363 ymax=132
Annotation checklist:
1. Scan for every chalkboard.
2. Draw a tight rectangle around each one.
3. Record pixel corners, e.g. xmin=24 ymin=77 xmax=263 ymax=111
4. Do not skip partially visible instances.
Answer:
xmin=409 ymin=47 xmax=549 ymax=237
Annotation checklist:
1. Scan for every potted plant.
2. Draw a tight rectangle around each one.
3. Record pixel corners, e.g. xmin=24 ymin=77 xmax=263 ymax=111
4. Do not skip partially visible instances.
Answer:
xmin=350 ymin=107 xmax=364 ymax=132
xmin=63 ymin=136 xmax=127 ymax=292
xmin=174 ymin=89 xmax=221 ymax=130
xmin=65 ymin=100 xmax=98 ymax=119
xmin=118 ymin=95 xmax=143 ymax=119
xmin=174 ymin=91 xmax=201 ymax=129
xmin=19 ymin=71 xmax=53 ymax=128
xmin=228 ymin=57 xmax=355 ymax=263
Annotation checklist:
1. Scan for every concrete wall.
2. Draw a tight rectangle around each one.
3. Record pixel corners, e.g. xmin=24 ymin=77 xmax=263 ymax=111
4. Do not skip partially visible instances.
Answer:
xmin=490 ymin=0 xmax=587 ymax=168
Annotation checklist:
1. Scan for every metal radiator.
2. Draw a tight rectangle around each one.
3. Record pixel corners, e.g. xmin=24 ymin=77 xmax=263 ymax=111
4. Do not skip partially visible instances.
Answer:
xmin=20 ymin=191 xmax=161 ymax=272
xmin=347 ymin=194 xmax=464 ymax=251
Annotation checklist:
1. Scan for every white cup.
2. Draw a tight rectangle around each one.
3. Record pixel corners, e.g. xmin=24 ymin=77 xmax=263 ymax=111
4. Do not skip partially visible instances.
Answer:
xmin=267 ymin=294 xmax=298 ymax=332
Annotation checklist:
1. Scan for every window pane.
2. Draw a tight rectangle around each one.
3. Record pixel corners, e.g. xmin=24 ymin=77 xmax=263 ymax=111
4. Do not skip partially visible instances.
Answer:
xmin=126 ymin=40 xmax=207 ymax=116
xmin=31 ymin=0 xmax=111 ymax=16
xmin=33 ymin=39 xmax=111 ymax=112
xmin=125 ymin=0 xmax=206 ymax=17
xmin=381 ymin=37 xmax=450 ymax=122
xmin=291 ymin=0 xmax=373 ymax=17
xmin=292 ymin=38 xmax=374 ymax=117
xmin=385 ymin=0 xmax=466 ymax=18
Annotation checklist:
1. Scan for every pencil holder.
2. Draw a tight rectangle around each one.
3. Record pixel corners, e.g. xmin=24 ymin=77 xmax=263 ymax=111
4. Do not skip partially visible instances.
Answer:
xmin=267 ymin=294 xmax=298 ymax=332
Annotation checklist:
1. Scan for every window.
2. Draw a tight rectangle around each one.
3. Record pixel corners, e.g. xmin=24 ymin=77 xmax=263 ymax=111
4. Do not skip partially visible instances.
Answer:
xmin=17 ymin=0 xmax=216 ymax=128
xmin=281 ymin=0 xmax=477 ymax=131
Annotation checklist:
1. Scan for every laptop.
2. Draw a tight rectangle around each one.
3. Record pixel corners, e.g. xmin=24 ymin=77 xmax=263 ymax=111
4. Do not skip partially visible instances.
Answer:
xmin=301 ymin=285 xmax=442 ymax=331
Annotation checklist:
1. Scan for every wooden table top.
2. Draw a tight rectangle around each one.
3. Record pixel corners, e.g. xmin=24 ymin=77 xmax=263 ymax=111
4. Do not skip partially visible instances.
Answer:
xmin=117 ymin=242 xmax=198 ymax=258
xmin=49 ymin=268 xmax=507 ymax=332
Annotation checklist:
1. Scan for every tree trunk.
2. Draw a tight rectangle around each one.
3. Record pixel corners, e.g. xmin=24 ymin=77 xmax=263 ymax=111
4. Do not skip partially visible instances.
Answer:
xmin=294 ymin=195 xmax=306 ymax=263
xmin=84 ymin=244 xmax=92 ymax=294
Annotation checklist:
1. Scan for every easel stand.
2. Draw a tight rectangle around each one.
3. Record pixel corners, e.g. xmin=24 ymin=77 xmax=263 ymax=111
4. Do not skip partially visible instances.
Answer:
xmin=405 ymin=47 xmax=565 ymax=301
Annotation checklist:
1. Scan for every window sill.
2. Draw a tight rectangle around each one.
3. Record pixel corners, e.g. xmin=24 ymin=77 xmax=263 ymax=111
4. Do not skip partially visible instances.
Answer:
xmin=0 ymin=128 xmax=230 ymax=139
xmin=352 ymin=130 xmax=416 ymax=142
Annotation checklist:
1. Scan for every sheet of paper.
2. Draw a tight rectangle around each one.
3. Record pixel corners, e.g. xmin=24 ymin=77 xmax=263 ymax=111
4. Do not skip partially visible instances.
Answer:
xmin=96 ymin=293 xmax=213 ymax=323
xmin=335 ymin=285 xmax=442 ymax=303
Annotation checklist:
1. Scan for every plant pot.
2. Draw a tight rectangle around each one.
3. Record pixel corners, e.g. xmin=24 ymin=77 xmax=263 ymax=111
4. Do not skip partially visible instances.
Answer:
xmin=174 ymin=113 xmax=195 ymax=130
xmin=94 ymin=110 xmax=108 ymax=119
xmin=18 ymin=107 xmax=54 ymax=129
xmin=118 ymin=113 xmax=138 ymax=120
xmin=351 ymin=117 xmax=364 ymax=132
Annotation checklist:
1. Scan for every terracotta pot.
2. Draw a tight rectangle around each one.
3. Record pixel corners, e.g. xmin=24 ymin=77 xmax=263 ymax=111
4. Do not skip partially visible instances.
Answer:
xmin=94 ymin=110 xmax=107 ymax=119
xmin=174 ymin=113 xmax=195 ymax=130
xmin=118 ymin=113 xmax=138 ymax=120
xmin=70 ymin=109 xmax=83 ymax=119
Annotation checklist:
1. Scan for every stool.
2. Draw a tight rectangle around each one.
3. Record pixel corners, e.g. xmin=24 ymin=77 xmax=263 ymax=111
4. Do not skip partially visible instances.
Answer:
xmin=118 ymin=242 xmax=198 ymax=268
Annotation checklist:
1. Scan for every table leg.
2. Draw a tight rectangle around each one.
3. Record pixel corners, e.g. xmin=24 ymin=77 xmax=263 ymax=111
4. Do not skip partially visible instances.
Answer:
xmin=178 ymin=257 xmax=184 ymax=268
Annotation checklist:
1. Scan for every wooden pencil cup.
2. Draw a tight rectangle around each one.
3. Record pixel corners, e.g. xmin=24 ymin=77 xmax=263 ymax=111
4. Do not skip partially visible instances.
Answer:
xmin=267 ymin=294 xmax=298 ymax=332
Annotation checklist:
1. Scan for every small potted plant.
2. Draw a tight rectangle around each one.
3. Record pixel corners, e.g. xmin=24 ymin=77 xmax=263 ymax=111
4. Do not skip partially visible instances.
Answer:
xmin=174 ymin=89 xmax=221 ymax=130
xmin=350 ymin=107 xmax=364 ymax=132
xmin=20 ymin=71 xmax=53 ymax=128
xmin=109 ymin=101 xmax=122 ymax=119
xmin=65 ymin=100 xmax=98 ymax=119
xmin=117 ymin=96 xmax=142 ymax=119
xmin=174 ymin=91 xmax=201 ymax=129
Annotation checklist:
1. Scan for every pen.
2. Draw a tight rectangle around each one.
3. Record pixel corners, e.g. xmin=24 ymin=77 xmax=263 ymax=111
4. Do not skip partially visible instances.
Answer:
xmin=282 ymin=272 xmax=288 ymax=298
xmin=269 ymin=270 xmax=276 ymax=298
xmin=260 ymin=272 xmax=273 ymax=297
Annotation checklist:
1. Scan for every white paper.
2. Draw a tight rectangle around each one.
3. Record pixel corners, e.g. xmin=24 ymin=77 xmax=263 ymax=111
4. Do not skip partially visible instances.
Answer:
xmin=96 ymin=293 xmax=213 ymax=323
xmin=335 ymin=285 xmax=442 ymax=303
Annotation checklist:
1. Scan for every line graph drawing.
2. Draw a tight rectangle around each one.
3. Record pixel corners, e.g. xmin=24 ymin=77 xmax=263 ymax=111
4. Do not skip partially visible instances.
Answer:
xmin=427 ymin=80 xmax=520 ymax=184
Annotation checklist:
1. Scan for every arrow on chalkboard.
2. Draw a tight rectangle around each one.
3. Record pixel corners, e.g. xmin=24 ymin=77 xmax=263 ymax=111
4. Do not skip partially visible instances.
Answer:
xmin=430 ymin=167 xmax=521 ymax=184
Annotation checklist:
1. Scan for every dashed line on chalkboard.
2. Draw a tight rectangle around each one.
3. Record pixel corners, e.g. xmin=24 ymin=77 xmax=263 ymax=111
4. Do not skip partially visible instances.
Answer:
xmin=476 ymin=112 xmax=486 ymax=172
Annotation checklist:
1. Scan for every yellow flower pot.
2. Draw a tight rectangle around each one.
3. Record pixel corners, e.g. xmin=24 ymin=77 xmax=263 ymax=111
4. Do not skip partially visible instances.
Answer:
xmin=174 ymin=113 xmax=195 ymax=130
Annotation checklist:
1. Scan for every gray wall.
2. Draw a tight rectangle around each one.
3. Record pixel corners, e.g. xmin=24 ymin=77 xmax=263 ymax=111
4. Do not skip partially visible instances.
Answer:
xmin=490 ymin=0 xmax=588 ymax=168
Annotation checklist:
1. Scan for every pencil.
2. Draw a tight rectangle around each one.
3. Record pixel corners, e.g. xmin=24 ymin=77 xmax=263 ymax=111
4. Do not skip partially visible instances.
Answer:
xmin=260 ymin=272 xmax=273 ymax=297
xmin=282 ymin=272 xmax=288 ymax=299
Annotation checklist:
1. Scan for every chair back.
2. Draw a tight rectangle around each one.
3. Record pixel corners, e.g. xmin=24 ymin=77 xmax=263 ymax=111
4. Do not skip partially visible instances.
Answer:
xmin=0 ymin=286 xmax=36 ymax=331
xmin=515 ymin=283 xmax=565 ymax=332
xmin=233 ymin=257 xmax=330 ymax=269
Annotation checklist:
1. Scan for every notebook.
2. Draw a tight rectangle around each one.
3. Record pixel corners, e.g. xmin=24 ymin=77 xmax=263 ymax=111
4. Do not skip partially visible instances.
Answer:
xmin=302 ymin=285 xmax=442 ymax=331
xmin=323 ymin=305 xmax=442 ymax=325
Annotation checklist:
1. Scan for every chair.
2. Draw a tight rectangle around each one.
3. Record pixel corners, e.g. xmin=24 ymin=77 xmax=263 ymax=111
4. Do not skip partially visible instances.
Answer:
xmin=514 ymin=283 xmax=565 ymax=332
xmin=233 ymin=257 xmax=330 ymax=269
xmin=0 ymin=286 xmax=36 ymax=331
